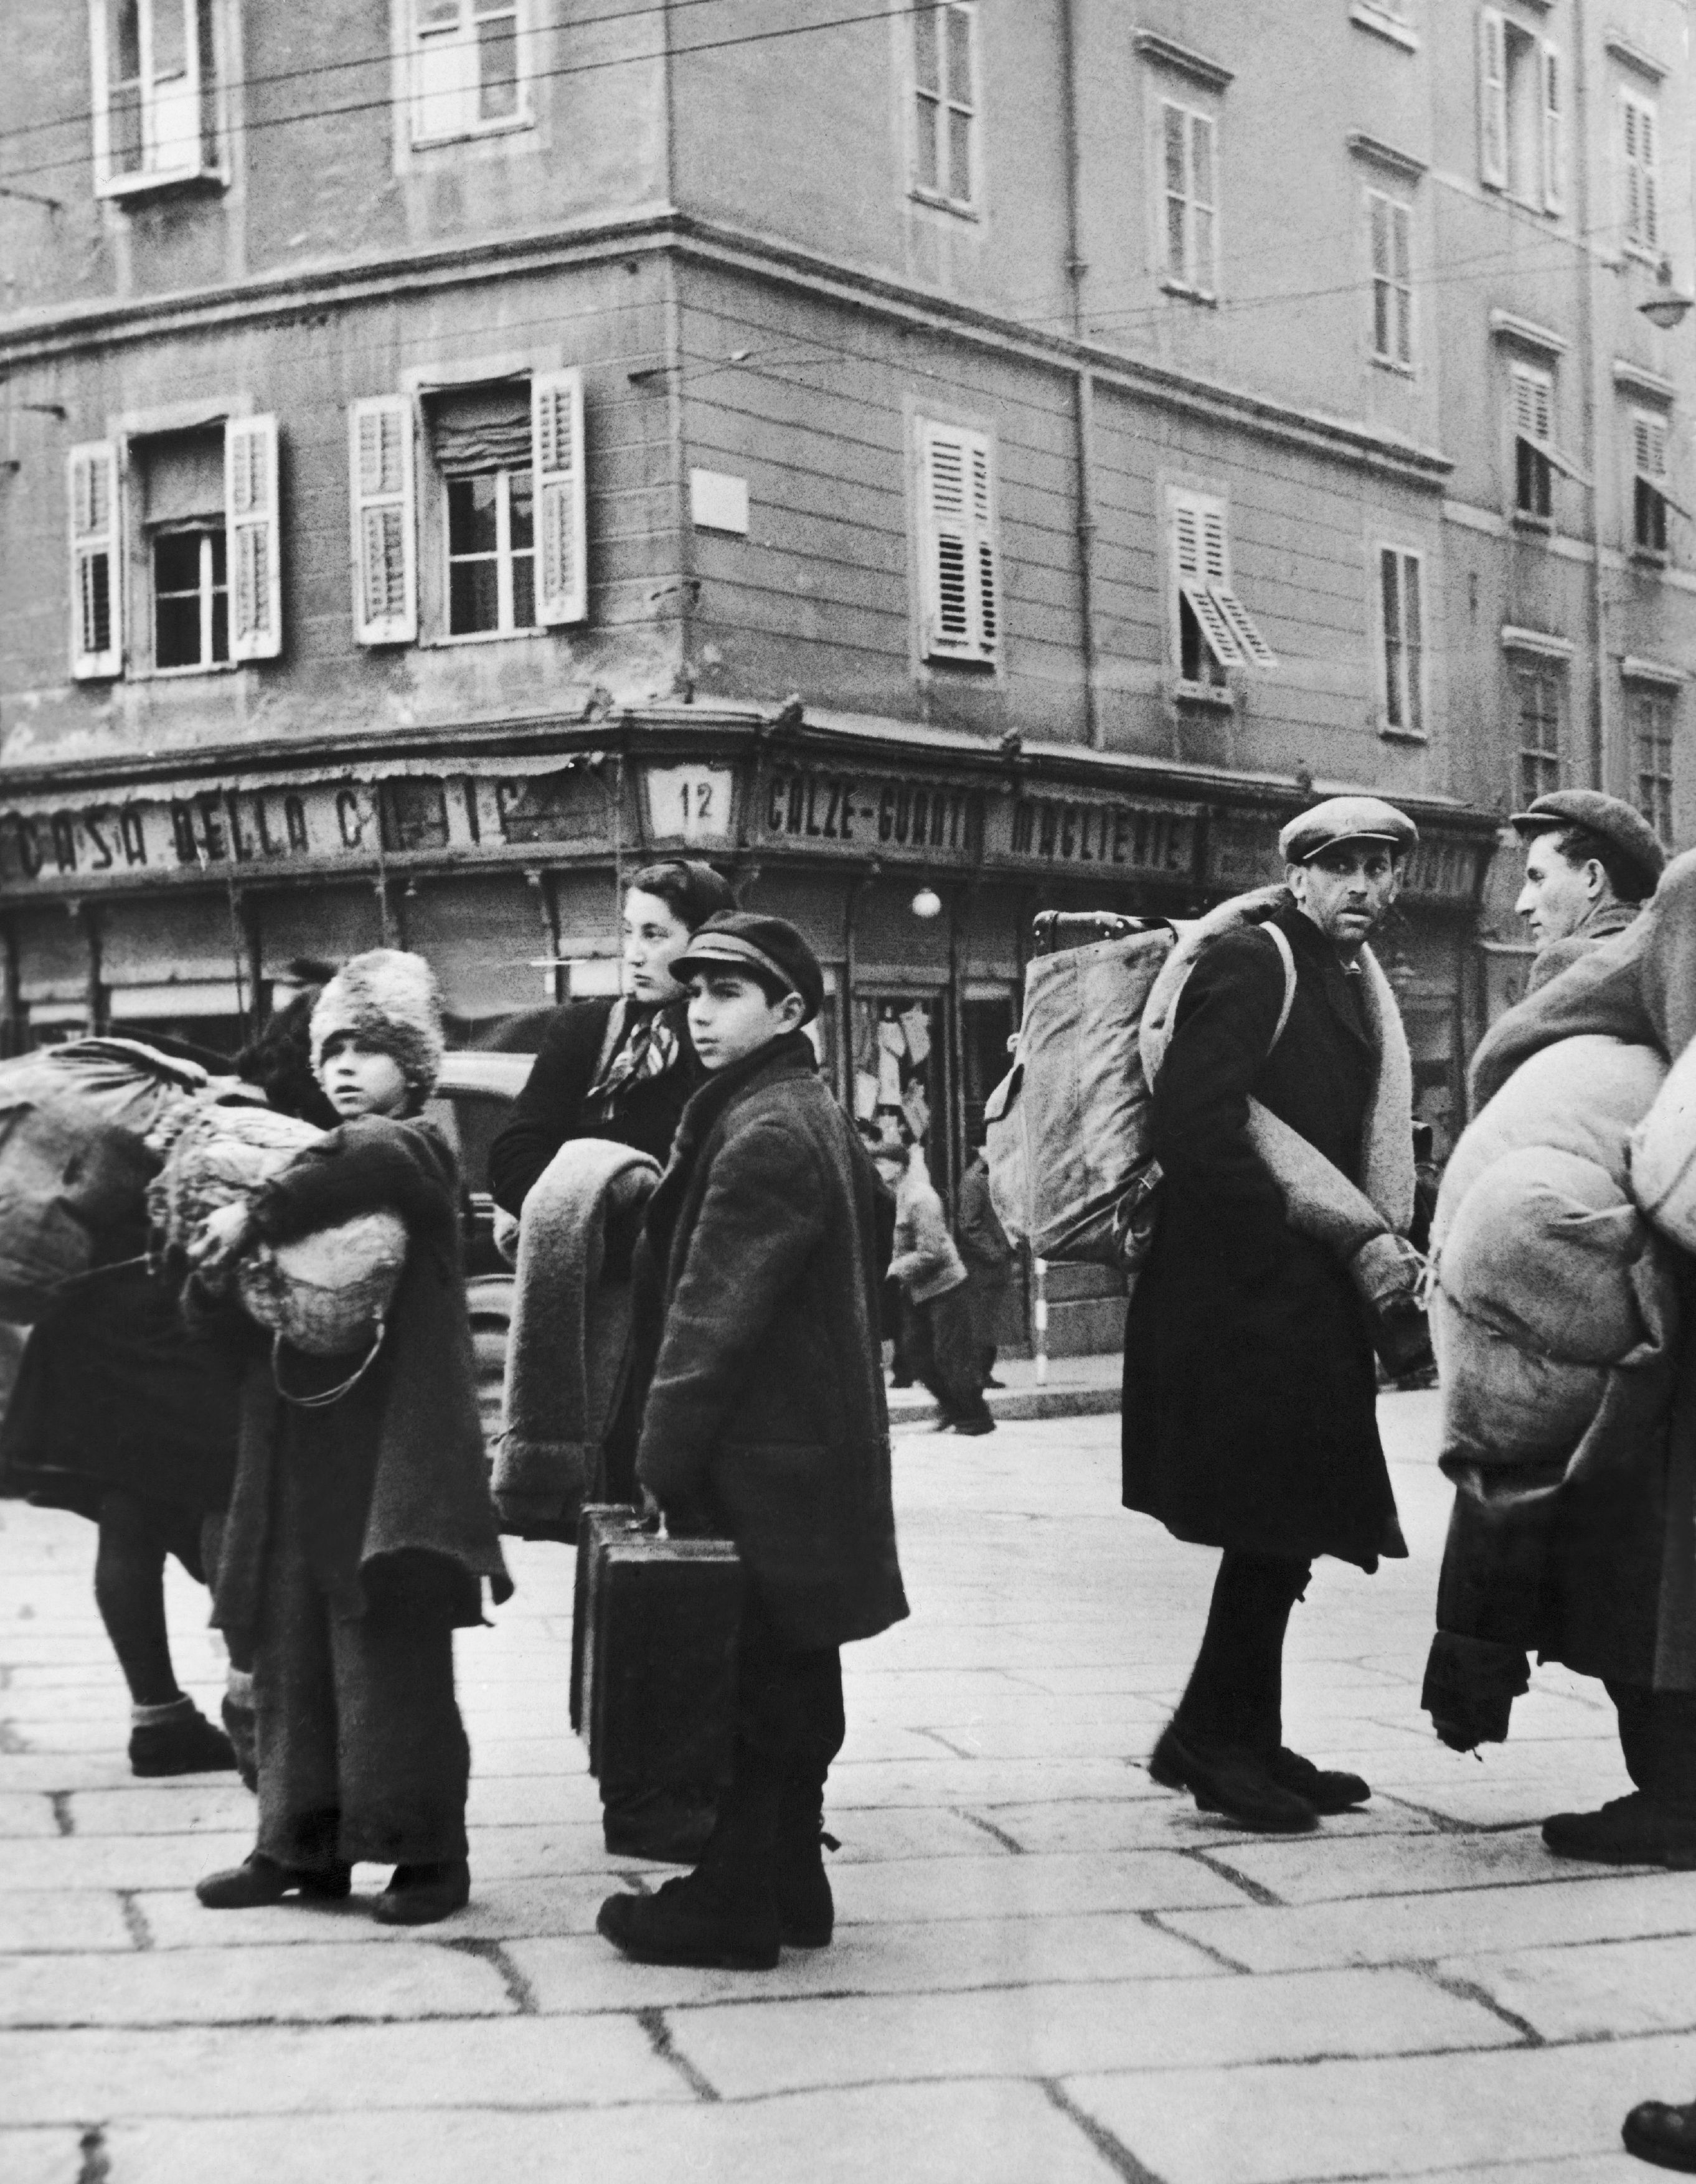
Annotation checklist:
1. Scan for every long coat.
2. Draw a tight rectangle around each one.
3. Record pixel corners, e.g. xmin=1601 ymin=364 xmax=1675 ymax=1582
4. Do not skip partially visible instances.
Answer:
xmin=1122 ymin=900 xmax=1405 ymax=1571
xmin=488 ymin=997 xmax=701 ymax=1218
xmin=635 ymin=1033 xmax=909 ymax=1651
xmin=210 ymin=1116 xmax=511 ymax=1657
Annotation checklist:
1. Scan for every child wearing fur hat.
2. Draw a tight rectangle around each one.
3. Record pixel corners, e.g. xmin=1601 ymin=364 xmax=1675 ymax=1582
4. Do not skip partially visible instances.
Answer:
xmin=189 ymin=950 xmax=511 ymax=1927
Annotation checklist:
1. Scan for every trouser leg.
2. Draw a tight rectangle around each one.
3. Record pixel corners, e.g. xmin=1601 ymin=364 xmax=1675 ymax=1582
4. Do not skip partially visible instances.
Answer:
xmin=332 ymin=1597 xmax=469 ymax=1869
xmin=253 ymin=1516 xmax=344 ymax=1875
xmin=930 ymin=1287 xmax=991 ymax=1426
xmin=1175 ymin=1551 xmax=1312 ymax=1754
xmin=903 ymin=1299 xmax=952 ymax=1419
xmin=1606 ymin=1680 xmax=1696 ymax=1815
xmin=93 ymin=1490 xmax=180 ymax=1708
xmin=705 ymin=1595 xmax=844 ymax=1896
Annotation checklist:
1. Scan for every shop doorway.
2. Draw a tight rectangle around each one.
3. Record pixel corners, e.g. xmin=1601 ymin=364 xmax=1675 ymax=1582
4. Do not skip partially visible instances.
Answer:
xmin=851 ymin=989 xmax=951 ymax=1197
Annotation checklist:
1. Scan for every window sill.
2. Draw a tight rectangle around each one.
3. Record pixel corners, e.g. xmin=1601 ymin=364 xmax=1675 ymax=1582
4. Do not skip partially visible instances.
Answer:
xmin=410 ymin=115 xmax=535 ymax=151
xmin=1378 ymin=723 xmax=1429 ymax=744
xmin=1370 ymin=353 xmax=1417 ymax=379
xmin=97 ymin=166 xmax=228 ymax=205
xmin=908 ymin=187 xmax=979 ymax=222
xmin=1510 ymin=511 xmax=1553 ymax=535
xmin=1624 ymin=240 xmax=1664 ymax=269
xmin=1350 ymin=5 xmax=1418 ymax=52
xmin=921 ymin=649 xmax=997 ymax=674
xmin=423 ymin=626 xmax=553 ymax=649
xmin=1172 ymin=679 xmax=1235 ymax=709
xmin=1160 ymin=278 xmax=1218 ymax=307
xmin=1631 ymin=546 xmax=1671 ymax=570
xmin=141 ymin=659 xmax=239 ymax=681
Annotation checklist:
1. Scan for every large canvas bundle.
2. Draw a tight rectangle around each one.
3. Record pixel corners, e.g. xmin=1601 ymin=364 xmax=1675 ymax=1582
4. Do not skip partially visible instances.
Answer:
xmin=1630 ymin=1037 xmax=1696 ymax=1252
xmin=1433 ymin=1035 xmax=1669 ymax=1465
xmin=149 ymin=1106 xmax=323 ymax=1251
xmin=0 ymin=1040 xmax=207 ymax=1320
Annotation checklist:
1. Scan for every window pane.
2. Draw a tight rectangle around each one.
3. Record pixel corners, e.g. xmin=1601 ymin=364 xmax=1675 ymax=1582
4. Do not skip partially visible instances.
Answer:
xmin=477 ymin=14 xmax=519 ymax=118
xmin=945 ymin=6 xmax=972 ymax=103
xmin=156 ymin=594 xmax=202 ymax=667
xmin=507 ymin=469 xmax=534 ymax=550
xmin=154 ymin=531 xmax=202 ymax=592
xmin=153 ymin=0 xmax=189 ymax=79
xmin=915 ymin=96 xmax=939 ymax=191
xmin=210 ymin=588 xmax=228 ymax=663
xmin=1167 ymin=196 xmax=1187 ymax=279
xmin=447 ymin=474 xmax=499 ymax=555
xmin=450 ymin=559 xmax=501 ymax=634
xmin=1164 ymin=104 xmax=1187 ymax=196
xmin=914 ymin=8 xmax=939 ymax=94
xmin=209 ymin=527 xmax=227 ymax=585
xmin=1370 ymin=195 xmax=1388 ymax=276
xmin=1189 ymin=116 xmax=1214 ymax=210
xmin=948 ymin=108 xmax=971 ymax=200
xmin=511 ymin=550 xmax=535 ymax=629
xmin=1395 ymin=286 xmax=1412 ymax=364
xmin=1373 ymin=280 xmax=1390 ymax=357
xmin=1192 ymin=207 xmax=1214 ymax=287
xmin=111 ymin=0 xmax=142 ymax=81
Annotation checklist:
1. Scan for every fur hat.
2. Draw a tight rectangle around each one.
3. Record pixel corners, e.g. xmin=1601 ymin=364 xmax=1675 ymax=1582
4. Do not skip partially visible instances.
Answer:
xmin=309 ymin=950 xmax=446 ymax=1100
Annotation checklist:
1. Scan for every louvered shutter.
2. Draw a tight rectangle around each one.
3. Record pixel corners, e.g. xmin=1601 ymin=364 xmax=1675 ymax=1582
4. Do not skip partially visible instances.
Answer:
xmin=970 ymin=437 xmax=999 ymax=658
xmin=68 ymin=441 xmax=123 ymax=680
xmin=1640 ymin=103 xmax=1659 ymax=247
xmin=1479 ymin=10 xmax=1507 ymax=189
xmin=1541 ymin=45 xmax=1566 ymax=214
xmin=349 ymin=397 xmax=417 ymax=644
xmin=1513 ymin=369 xmax=1552 ymax=445
xmin=225 ymin=414 xmax=281 ymax=661
xmin=532 ymin=367 xmax=587 ymax=626
xmin=923 ymin=423 xmax=973 ymax=657
xmin=1171 ymin=493 xmax=1242 ymax=669
xmin=1635 ymin=414 xmax=1668 ymax=481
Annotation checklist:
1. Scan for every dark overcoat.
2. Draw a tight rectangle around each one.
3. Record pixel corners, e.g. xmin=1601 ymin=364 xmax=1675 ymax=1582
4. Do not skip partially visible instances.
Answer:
xmin=210 ymin=1116 xmax=512 ymax=1657
xmin=1122 ymin=900 xmax=1405 ymax=1571
xmin=635 ymin=1033 xmax=910 ymax=1650
xmin=488 ymin=997 xmax=701 ymax=1217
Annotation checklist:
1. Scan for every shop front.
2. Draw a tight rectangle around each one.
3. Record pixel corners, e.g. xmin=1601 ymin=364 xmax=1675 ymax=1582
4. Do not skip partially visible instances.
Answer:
xmin=0 ymin=714 xmax=1500 ymax=1350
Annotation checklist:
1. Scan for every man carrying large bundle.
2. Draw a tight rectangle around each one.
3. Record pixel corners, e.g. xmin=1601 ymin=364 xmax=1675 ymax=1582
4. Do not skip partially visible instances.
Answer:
xmin=1509 ymin=789 xmax=1663 ymax=994
xmin=1126 ymin=796 xmax=1423 ymax=1833
xmin=1425 ymin=849 xmax=1696 ymax=1871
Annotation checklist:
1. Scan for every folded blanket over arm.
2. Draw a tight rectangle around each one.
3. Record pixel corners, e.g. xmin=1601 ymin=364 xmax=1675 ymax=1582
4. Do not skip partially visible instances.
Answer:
xmin=494 ymin=1138 xmax=661 ymax=1537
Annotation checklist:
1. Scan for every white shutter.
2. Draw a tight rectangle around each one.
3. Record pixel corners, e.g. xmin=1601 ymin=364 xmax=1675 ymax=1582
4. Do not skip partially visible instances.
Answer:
xmin=1479 ymin=9 xmax=1508 ymax=189
xmin=1541 ymin=45 xmax=1566 ymax=214
xmin=1512 ymin=368 xmax=1552 ymax=444
xmin=349 ymin=397 xmax=417 ymax=644
xmin=920 ymin=421 xmax=995 ymax=662
xmin=532 ymin=367 xmax=587 ymax=626
xmin=68 ymin=440 xmax=123 ymax=680
xmin=1641 ymin=102 xmax=1659 ymax=247
xmin=970 ymin=436 xmax=999 ymax=658
xmin=1171 ymin=491 xmax=1243 ymax=669
xmin=225 ymin=413 xmax=281 ymax=662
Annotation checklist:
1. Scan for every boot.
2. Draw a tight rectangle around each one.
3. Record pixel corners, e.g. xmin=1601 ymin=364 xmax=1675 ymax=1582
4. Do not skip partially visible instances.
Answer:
xmin=130 ymin=1701 xmax=238 ymax=1779
xmin=196 ymin=1852 xmax=352 ymax=1909
xmin=597 ymin=1867 xmax=781 ymax=1969
xmin=372 ymin=1860 xmax=471 ymax=1926
xmin=1147 ymin=1721 xmax=1317 ymax=1833
xmin=1623 ymin=2099 xmax=1696 ymax=2172
xmin=1151 ymin=1733 xmax=1368 ymax=1814
xmin=1542 ymin=1793 xmax=1696 ymax=1869
xmin=774 ymin=1774 xmax=839 ymax=1948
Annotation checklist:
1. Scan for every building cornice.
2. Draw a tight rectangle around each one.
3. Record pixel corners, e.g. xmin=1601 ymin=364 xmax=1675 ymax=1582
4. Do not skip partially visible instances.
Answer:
xmin=0 ymin=210 xmax=1454 ymax=491
xmin=1500 ymin=623 xmax=1576 ymax=661
xmin=1614 ymin=357 xmax=1676 ymax=405
xmin=1489 ymin=308 xmax=1567 ymax=359
xmin=1605 ymin=32 xmax=1665 ymax=83
xmin=1130 ymin=32 xmax=1233 ymax=92
xmin=1345 ymin=131 xmax=1428 ymax=182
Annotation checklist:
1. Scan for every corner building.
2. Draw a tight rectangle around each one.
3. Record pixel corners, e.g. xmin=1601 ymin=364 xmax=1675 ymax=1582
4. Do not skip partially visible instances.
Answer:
xmin=1 ymin=2 xmax=1690 ymax=1350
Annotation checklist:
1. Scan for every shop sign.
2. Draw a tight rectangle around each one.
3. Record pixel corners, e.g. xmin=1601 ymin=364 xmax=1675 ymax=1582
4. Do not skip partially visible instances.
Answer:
xmin=643 ymin=765 xmax=736 ymax=846
xmin=996 ymin=791 xmax=1200 ymax=879
xmin=761 ymin=766 xmax=982 ymax=861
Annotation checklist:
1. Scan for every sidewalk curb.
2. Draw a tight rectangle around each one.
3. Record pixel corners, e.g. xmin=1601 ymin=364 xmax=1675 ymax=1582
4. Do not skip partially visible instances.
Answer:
xmin=891 ymin=1381 xmax=1121 ymax=1429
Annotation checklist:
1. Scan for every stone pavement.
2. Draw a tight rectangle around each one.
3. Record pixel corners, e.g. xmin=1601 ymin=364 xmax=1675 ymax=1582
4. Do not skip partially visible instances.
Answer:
xmin=1 ymin=1393 xmax=1689 ymax=2184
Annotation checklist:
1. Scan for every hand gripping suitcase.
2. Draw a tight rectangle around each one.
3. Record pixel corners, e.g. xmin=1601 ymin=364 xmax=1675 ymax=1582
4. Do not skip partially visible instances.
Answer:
xmin=570 ymin=1504 xmax=745 ymax=1792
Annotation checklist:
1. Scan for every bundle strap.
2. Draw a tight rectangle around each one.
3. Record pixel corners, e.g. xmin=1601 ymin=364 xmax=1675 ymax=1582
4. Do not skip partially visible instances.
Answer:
xmin=271 ymin=1321 xmax=387 ymax=1409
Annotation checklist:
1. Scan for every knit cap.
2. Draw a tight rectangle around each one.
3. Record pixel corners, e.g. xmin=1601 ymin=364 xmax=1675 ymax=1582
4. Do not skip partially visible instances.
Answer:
xmin=309 ymin=949 xmax=446 ymax=1100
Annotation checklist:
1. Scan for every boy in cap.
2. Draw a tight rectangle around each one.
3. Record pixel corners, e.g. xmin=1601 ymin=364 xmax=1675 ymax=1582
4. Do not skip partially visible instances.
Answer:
xmin=1510 ymin=789 xmax=1664 ymax=993
xmin=598 ymin=913 xmax=908 ymax=1969
xmin=189 ymin=950 xmax=511 ymax=1926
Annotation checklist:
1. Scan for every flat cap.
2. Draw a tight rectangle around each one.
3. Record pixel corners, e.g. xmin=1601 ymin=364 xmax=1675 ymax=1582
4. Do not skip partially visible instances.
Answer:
xmin=1509 ymin=789 xmax=1666 ymax=899
xmin=1279 ymin=795 xmax=1419 ymax=865
xmin=670 ymin=911 xmax=824 ymax=1025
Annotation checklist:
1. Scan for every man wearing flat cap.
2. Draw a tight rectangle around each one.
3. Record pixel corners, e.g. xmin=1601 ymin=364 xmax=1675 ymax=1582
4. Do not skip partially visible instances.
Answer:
xmin=1126 ymin=796 xmax=1425 ymax=1833
xmin=1511 ymin=789 xmax=1664 ymax=995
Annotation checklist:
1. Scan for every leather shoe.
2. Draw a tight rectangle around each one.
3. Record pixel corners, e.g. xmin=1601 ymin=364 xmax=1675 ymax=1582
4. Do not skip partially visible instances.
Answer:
xmin=598 ymin=1870 xmax=780 ymax=1969
xmin=130 ymin=1705 xmax=238 ymax=1779
xmin=196 ymin=1852 xmax=352 ymax=1909
xmin=372 ymin=1860 xmax=471 ymax=1926
xmin=1623 ymin=2099 xmax=1696 ymax=2172
xmin=1267 ymin=1747 xmax=1371 ymax=1814
xmin=1542 ymin=1793 xmax=1696 ymax=1870
xmin=1147 ymin=1723 xmax=1317 ymax=1833
xmin=775 ymin=1829 xmax=839 ymax=1949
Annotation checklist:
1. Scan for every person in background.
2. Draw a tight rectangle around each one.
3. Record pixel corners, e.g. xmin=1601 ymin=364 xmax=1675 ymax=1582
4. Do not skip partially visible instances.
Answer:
xmin=596 ymin=913 xmax=907 ymax=1970
xmin=1510 ymin=791 xmax=1664 ymax=995
xmin=488 ymin=859 xmax=736 ymax=1865
xmin=235 ymin=959 xmax=341 ymax=1129
xmin=191 ymin=951 xmax=510 ymax=1927
xmin=955 ymin=1137 xmax=1014 ymax=1390
xmin=872 ymin=1141 xmax=994 ymax=1437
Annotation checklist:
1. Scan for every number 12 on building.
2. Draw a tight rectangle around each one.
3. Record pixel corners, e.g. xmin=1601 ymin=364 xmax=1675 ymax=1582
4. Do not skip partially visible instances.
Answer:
xmin=643 ymin=765 xmax=735 ymax=845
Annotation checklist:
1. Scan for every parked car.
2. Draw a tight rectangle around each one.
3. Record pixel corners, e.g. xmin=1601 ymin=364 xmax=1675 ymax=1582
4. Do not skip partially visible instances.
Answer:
xmin=424 ymin=1050 xmax=535 ymax=1446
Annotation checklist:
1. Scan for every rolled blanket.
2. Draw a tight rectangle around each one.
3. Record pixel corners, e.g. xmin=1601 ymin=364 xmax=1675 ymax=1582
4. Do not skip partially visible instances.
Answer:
xmin=493 ymin=1137 xmax=661 ymax=1537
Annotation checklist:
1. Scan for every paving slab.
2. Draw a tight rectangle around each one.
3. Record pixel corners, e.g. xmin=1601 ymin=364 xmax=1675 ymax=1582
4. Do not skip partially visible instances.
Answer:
xmin=0 ymin=1893 xmax=138 ymax=1956
xmin=0 ymin=2127 xmax=83 ymax=2184
xmin=1439 ymin=1931 xmax=1696 ymax=2042
xmin=830 ymin=1847 xmax=1251 ymax=1924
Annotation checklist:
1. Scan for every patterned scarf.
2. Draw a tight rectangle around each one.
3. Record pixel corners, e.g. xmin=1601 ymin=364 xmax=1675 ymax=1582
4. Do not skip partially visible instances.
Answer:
xmin=585 ymin=999 xmax=684 ymax=1123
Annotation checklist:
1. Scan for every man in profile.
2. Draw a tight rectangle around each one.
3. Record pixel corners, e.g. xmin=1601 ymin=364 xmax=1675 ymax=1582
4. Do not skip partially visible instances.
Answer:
xmin=1511 ymin=790 xmax=1664 ymax=993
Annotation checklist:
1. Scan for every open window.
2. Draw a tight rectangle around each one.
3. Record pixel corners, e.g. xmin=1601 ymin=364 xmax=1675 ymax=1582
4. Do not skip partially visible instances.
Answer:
xmin=1168 ymin=488 xmax=1276 ymax=689
xmin=918 ymin=420 xmax=999 ymax=666
xmin=1508 ymin=364 xmax=1586 ymax=523
xmin=91 ymin=0 xmax=222 ymax=196
xmin=1478 ymin=10 xmax=1564 ymax=212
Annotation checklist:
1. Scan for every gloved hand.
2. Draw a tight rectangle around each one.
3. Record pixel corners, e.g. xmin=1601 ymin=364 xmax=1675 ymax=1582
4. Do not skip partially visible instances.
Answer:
xmin=1421 ymin=1631 xmax=1529 ymax=1753
xmin=1350 ymin=1231 xmax=1433 ymax=1377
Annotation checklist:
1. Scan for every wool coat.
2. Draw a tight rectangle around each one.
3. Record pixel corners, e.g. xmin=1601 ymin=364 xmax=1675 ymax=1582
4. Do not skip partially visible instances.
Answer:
xmin=1122 ymin=900 xmax=1405 ymax=1571
xmin=634 ymin=1033 xmax=909 ymax=1651
xmin=488 ymin=997 xmax=701 ymax=1218
xmin=210 ymin=1115 xmax=511 ymax=1659
xmin=1525 ymin=898 xmax=1644 ymax=996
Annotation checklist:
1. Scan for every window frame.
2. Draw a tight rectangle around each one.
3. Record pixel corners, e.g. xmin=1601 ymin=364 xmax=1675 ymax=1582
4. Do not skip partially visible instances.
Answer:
xmin=1478 ymin=9 xmax=1565 ymax=214
xmin=405 ymin=0 xmax=533 ymax=151
xmin=1166 ymin=485 xmax=1277 ymax=694
xmin=90 ymin=0 xmax=225 ymax=199
xmin=1158 ymin=96 xmax=1219 ymax=301
xmin=443 ymin=464 xmax=537 ymax=641
xmin=1629 ymin=680 xmax=1677 ymax=847
xmin=149 ymin=522 xmax=229 ymax=675
xmin=1378 ymin=544 xmax=1426 ymax=740
xmin=1514 ymin=660 xmax=1566 ymax=806
xmin=1622 ymin=87 xmax=1661 ymax=260
xmin=1366 ymin=188 xmax=1415 ymax=370
xmin=910 ymin=0 xmax=979 ymax=214
xmin=1510 ymin=362 xmax=1555 ymax=524
xmin=1631 ymin=407 xmax=1671 ymax=558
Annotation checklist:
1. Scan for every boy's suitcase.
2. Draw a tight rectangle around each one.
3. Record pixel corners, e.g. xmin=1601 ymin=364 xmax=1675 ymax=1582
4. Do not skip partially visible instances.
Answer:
xmin=570 ymin=1503 xmax=745 ymax=1791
